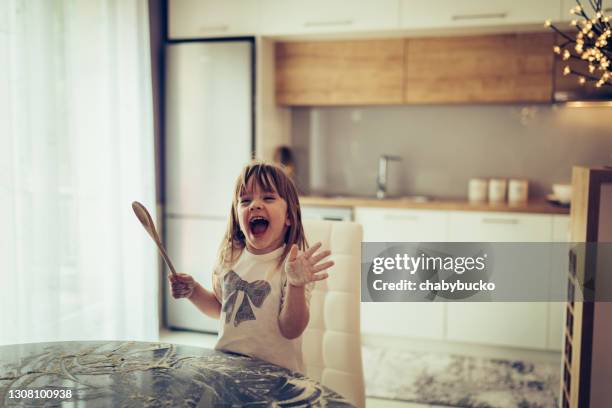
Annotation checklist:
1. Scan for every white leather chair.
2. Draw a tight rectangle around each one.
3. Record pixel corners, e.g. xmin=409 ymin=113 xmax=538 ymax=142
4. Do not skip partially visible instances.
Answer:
xmin=302 ymin=220 xmax=365 ymax=408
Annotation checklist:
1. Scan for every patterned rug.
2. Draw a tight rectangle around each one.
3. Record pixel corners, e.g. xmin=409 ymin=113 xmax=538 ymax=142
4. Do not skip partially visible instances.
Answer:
xmin=363 ymin=345 xmax=561 ymax=408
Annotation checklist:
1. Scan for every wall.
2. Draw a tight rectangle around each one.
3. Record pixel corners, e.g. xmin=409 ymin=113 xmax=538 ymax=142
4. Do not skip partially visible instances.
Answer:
xmin=291 ymin=104 xmax=612 ymax=200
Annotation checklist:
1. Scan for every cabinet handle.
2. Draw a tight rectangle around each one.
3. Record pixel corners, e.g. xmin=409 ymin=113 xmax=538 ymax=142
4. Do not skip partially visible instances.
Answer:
xmin=452 ymin=12 xmax=508 ymax=21
xmin=481 ymin=218 xmax=519 ymax=225
xmin=605 ymin=7 xmax=612 ymax=12
xmin=199 ymin=25 xmax=229 ymax=32
xmin=304 ymin=19 xmax=353 ymax=27
xmin=323 ymin=217 xmax=343 ymax=222
xmin=384 ymin=214 xmax=419 ymax=222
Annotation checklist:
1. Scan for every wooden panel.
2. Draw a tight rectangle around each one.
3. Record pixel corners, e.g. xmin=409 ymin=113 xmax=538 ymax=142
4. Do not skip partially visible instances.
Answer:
xmin=569 ymin=166 xmax=590 ymax=242
xmin=404 ymin=33 xmax=554 ymax=104
xmin=275 ymin=40 xmax=404 ymax=106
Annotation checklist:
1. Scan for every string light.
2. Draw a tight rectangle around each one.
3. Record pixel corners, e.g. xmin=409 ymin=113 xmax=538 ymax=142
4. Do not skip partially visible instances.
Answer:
xmin=563 ymin=49 xmax=571 ymax=60
xmin=547 ymin=1 xmax=612 ymax=88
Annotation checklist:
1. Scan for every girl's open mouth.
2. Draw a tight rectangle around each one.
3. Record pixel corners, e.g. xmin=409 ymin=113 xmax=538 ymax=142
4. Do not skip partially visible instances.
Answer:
xmin=249 ymin=217 xmax=269 ymax=236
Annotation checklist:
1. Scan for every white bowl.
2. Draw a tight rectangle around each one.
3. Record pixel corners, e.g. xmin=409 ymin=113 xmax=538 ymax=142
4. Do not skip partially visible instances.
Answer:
xmin=552 ymin=184 xmax=572 ymax=204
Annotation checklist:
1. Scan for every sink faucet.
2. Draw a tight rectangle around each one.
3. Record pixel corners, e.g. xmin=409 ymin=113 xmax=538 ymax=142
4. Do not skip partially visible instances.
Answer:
xmin=376 ymin=155 xmax=402 ymax=199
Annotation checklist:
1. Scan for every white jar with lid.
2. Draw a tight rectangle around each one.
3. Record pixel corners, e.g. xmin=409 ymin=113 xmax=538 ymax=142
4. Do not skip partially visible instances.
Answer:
xmin=468 ymin=178 xmax=488 ymax=203
xmin=508 ymin=179 xmax=529 ymax=205
xmin=488 ymin=179 xmax=507 ymax=204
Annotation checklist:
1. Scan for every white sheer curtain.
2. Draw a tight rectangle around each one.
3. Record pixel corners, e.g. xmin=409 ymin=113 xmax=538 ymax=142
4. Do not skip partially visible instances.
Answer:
xmin=0 ymin=0 xmax=159 ymax=345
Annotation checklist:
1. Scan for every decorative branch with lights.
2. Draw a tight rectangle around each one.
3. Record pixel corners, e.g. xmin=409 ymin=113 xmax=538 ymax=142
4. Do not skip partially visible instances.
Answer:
xmin=545 ymin=0 xmax=611 ymax=88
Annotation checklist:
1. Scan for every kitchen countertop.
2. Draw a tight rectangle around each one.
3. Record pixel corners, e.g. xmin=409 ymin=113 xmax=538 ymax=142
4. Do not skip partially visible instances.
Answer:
xmin=300 ymin=195 xmax=570 ymax=215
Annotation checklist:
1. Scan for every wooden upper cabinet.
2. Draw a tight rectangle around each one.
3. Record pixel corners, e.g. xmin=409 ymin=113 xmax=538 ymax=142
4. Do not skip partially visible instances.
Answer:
xmin=404 ymin=33 xmax=555 ymax=104
xmin=275 ymin=40 xmax=404 ymax=106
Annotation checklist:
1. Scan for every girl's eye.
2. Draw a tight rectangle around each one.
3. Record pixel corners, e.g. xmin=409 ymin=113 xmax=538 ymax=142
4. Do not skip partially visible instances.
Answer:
xmin=240 ymin=199 xmax=251 ymax=205
xmin=264 ymin=196 xmax=275 ymax=201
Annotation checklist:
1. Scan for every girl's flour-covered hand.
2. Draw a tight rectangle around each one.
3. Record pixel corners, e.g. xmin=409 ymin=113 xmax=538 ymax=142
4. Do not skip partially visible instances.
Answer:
xmin=169 ymin=273 xmax=196 ymax=299
xmin=284 ymin=242 xmax=334 ymax=287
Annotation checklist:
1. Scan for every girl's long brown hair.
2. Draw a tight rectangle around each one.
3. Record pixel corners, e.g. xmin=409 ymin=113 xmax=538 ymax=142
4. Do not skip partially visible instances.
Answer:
xmin=216 ymin=161 xmax=307 ymax=269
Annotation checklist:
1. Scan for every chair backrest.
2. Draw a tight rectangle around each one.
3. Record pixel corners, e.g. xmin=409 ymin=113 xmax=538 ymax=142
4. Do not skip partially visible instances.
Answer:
xmin=302 ymin=220 xmax=365 ymax=408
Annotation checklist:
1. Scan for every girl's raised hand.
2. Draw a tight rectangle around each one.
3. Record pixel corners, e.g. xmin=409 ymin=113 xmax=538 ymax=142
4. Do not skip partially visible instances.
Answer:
xmin=169 ymin=273 xmax=196 ymax=299
xmin=285 ymin=242 xmax=334 ymax=287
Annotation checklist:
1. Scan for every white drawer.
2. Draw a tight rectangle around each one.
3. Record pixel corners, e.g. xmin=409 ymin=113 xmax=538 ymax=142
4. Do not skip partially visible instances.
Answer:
xmin=355 ymin=207 xmax=448 ymax=242
xmin=448 ymin=211 xmax=552 ymax=242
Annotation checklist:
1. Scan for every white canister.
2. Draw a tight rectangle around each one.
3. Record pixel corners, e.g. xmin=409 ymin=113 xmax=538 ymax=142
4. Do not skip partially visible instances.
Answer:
xmin=468 ymin=178 xmax=488 ymax=203
xmin=488 ymin=178 xmax=507 ymax=204
xmin=508 ymin=179 xmax=529 ymax=205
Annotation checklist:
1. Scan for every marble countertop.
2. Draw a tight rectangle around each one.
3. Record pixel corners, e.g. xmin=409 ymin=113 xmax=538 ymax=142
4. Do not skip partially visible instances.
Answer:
xmin=300 ymin=195 xmax=569 ymax=215
xmin=0 ymin=341 xmax=354 ymax=407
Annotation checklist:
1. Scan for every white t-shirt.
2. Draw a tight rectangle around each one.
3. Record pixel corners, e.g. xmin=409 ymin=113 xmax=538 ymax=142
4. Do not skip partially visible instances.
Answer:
xmin=213 ymin=245 xmax=312 ymax=373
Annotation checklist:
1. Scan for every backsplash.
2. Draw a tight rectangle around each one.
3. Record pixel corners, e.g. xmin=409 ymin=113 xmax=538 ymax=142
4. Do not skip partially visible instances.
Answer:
xmin=291 ymin=104 xmax=612 ymax=199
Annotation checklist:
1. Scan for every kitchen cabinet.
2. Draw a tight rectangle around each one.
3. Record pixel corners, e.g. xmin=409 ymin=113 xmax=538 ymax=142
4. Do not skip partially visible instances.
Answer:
xmin=275 ymin=39 xmax=404 ymax=106
xmin=260 ymin=0 xmax=399 ymax=35
xmin=447 ymin=211 xmax=552 ymax=242
xmin=167 ymin=0 xmax=560 ymax=40
xmin=404 ymin=33 xmax=555 ymax=104
xmin=446 ymin=211 xmax=551 ymax=350
xmin=560 ymin=0 xmax=612 ymax=22
xmin=276 ymin=33 xmax=555 ymax=106
xmin=356 ymin=206 xmax=569 ymax=350
xmin=356 ymin=207 xmax=447 ymax=340
xmin=168 ymin=0 xmax=260 ymax=39
xmin=355 ymin=207 xmax=448 ymax=242
xmin=400 ymin=0 xmax=562 ymax=29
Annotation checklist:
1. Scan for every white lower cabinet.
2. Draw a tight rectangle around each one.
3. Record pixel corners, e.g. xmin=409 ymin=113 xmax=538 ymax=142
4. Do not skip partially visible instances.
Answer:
xmin=447 ymin=211 xmax=552 ymax=350
xmin=447 ymin=211 xmax=552 ymax=242
xmin=355 ymin=207 xmax=448 ymax=242
xmin=446 ymin=302 xmax=549 ymax=349
xmin=360 ymin=302 xmax=445 ymax=339
xmin=357 ymin=206 xmax=569 ymax=351
xmin=356 ymin=207 xmax=447 ymax=340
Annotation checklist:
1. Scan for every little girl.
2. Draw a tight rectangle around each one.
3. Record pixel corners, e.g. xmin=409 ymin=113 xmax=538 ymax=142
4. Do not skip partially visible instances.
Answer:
xmin=168 ymin=161 xmax=334 ymax=373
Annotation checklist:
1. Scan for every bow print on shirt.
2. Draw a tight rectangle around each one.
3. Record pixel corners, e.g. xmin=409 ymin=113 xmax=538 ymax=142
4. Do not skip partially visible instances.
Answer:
xmin=222 ymin=270 xmax=271 ymax=327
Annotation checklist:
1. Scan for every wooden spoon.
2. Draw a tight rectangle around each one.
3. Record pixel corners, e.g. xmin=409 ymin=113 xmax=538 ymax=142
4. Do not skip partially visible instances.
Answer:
xmin=132 ymin=201 xmax=177 ymax=276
